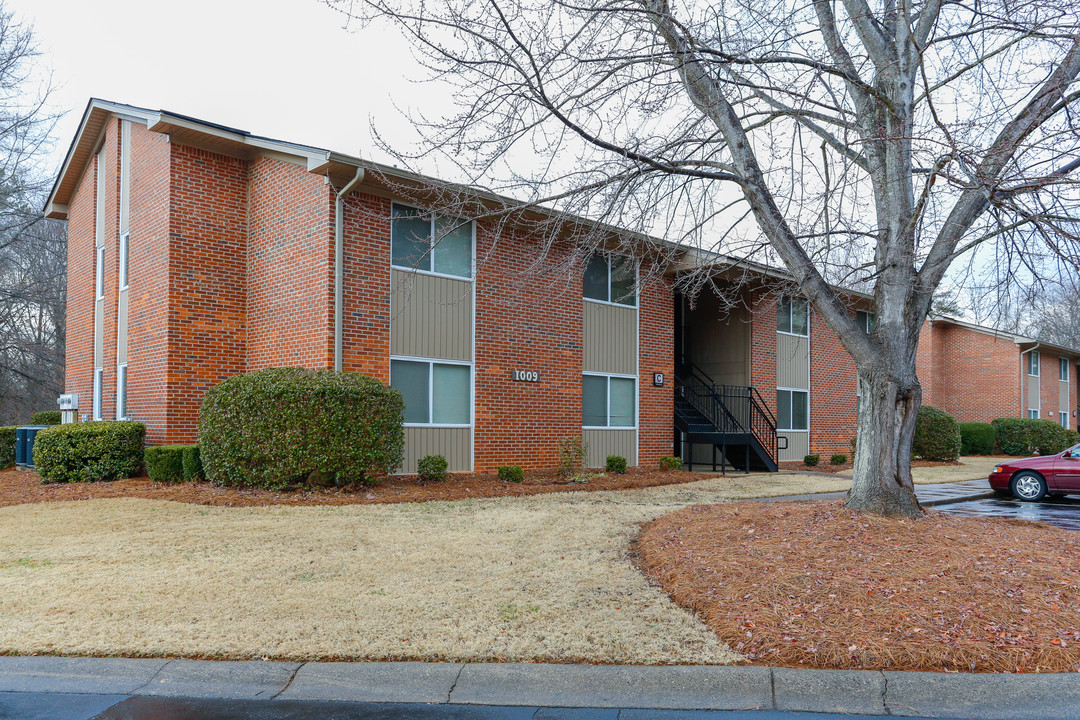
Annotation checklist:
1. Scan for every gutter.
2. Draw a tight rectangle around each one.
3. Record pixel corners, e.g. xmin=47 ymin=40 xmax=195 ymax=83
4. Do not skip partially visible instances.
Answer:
xmin=333 ymin=168 xmax=365 ymax=372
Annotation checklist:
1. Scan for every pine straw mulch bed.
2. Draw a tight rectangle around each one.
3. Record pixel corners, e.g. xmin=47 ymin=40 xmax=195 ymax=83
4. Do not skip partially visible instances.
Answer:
xmin=635 ymin=500 xmax=1080 ymax=673
xmin=0 ymin=465 xmax=708 ymax=508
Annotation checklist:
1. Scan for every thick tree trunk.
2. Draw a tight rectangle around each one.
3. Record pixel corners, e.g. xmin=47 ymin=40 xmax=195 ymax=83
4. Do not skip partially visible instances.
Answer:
xmin=846 ymin=366 xmax=923 ymax=518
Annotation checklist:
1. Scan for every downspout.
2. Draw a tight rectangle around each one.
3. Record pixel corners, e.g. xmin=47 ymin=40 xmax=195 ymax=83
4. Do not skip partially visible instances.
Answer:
xmin=1019 ymin=342 xmax=1041 ymax=417
xmin=333 ymin=168 xmax=365 ymax=372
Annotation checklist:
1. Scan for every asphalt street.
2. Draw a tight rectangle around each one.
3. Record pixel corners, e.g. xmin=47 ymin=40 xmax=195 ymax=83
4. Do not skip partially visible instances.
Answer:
xmin=939 ymin=493 xmax=1080 ymax=530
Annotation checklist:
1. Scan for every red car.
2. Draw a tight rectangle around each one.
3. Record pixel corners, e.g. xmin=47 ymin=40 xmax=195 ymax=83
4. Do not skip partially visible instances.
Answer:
xmin=989 ymin=444 xmax=1080 ymax=501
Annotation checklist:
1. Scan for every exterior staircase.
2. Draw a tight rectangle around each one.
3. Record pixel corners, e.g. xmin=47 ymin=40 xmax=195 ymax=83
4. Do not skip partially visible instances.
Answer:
xmin=674 ymin=363 xmax=782 ymax=472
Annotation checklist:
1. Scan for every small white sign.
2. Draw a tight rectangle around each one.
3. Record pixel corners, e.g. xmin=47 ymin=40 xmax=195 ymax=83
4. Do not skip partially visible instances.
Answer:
xmin=58 ymin=393 xmax=79 ymax=411
xmin=512 ymin=370 xmax=540 ymax=382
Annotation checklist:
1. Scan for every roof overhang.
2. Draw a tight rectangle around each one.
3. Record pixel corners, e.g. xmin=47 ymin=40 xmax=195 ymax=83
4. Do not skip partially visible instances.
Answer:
xmin=930 ymin=315 xmax=1080 ymax=358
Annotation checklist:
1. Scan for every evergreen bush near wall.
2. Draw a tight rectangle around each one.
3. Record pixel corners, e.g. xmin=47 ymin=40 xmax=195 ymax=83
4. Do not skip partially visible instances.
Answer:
xmin=34 ymin=421 xmax=146 ymax=483
xmin=958 ymin=422 xmax=996 ymax=456
xmin=830 ymin=453 xmax=847 ymax=465
xmin=498 ymin=465 xmax=524 ymax=483
xmin=803 ymin=454 xmax=820 ymax=466
xmin=145 ymin=446 xmax=185 ymax=484
xmin=0 ymin=426 xmax=16 ymax=469
xmin=605 ymin=455 xmax=627 ymax=474
xmin=1030 ymin=420 xmax=1070 ymax=455
xmin=198 ymin=368 xmax=405 ymax=490
xmin=658 ymin=456 xmax=682 ymax=471
xmin=992 ymin=417 xmax=1071 ymax=456
xmin=417 ymin=455 xmax=448 ymax=482
xmin=912 ymin=406 xmax=961 ymax=461
xmin=1066 ymin=430 xmax=1079 ymax=448
xmin=29 ymin=411 xmax=61 ymax=425
xmin=182 ymin=445 xmax=205 ymax=482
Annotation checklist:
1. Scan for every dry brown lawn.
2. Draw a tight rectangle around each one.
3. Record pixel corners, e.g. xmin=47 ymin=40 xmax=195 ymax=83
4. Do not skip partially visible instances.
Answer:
xmin=637 ymin=501 xmax=1080 ymax=673
xmin=0 ymin=472 xmax=835 ymax=665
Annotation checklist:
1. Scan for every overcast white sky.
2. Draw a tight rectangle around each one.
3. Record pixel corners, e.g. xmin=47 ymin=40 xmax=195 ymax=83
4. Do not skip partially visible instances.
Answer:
xmin=9 ymin=0 xmax=424 ymax=174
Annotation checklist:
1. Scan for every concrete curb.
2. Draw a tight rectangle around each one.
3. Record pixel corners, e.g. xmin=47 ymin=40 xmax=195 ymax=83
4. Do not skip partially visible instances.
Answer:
xmin=2 ymin=657 xmax=1080 ymax=718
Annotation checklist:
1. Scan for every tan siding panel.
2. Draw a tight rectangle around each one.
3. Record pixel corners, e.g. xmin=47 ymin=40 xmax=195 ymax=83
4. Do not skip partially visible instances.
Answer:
xmin=94 ymin=298 xmax=104 ymax=368
xmin=776 ymin=334 xmax=809 ymax=389
xmin=1027 ymin=375 xmax=1041 ymax=411
xmin=583 ymin=428 xmax=637 ymax=467
xmin=686 ymin=298 xmax=749 ymax=386
xmin=401 ymin=427 xmax=471 ymax=473
xmin=778 ymin=431 xmax=810 ymax=462
xmin=391 ymin=269 xmax=472 ymax=361
xmin=1061 ymin=381 xmax=1071 ymax=412
xmin=583 ymin=302 xmax=637 ymax=375
xmin=117 ymin=290 xmax=128 ymax=364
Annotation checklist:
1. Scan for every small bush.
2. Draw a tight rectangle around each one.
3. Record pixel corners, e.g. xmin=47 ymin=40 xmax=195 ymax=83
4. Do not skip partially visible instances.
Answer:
xmin=198 ymin=367 xmax=404 ymax=490
xmin=34 ymin=421 xmax=145 ymax=483
xmin=557 ymin=437 xmax=588 ymax=476
xmin=1030 ymin=419 xmax=1070 ymax=455
xmin=958 ymin=422 xmax=996 ymax=456
xmin=658 ymin=456 xmax=682 ymax=471
xmin=0 ymin=426 xmax=16 ymax=469
xmin=182 ymin=445 xmax=205 ymax=482
xmin=417 ymin=455 xmax=448 ymax=482
xmin=29 ymin=411 xmax=61 ymax=425
xmin=145 ymin=445 xmax=185 ymax=484
xmin=605 ymin=455 xmax=627 ymax=474
xmin=912 ymin=405 xmax=961 ymax=461
xmin=498 ymin=465 xmax=524 ymax=483
xmin=804 ymin=454 xmax=820 ymax=466
xmin=1066 ymin=429 xmax=1079 ymax=448
xmin=992 ymin=417 xmax=1032 ymax=456
xmin=830 ymin=453 xmax=848 ymax=465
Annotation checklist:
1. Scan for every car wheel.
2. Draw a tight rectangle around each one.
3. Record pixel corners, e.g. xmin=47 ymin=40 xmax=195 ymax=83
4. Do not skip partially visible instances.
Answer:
xmin=1010 ymin=471 xmax=1047 ymax=502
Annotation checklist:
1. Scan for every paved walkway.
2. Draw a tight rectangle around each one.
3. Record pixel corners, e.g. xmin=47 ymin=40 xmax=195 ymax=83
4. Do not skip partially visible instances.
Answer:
xmin=2 ymin=657 xmax=1080 ymax=720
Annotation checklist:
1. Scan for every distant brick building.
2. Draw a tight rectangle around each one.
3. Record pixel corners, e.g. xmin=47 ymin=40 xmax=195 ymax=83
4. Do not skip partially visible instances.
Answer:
xmin=46 ymin=100 xmax=1079 ymax=473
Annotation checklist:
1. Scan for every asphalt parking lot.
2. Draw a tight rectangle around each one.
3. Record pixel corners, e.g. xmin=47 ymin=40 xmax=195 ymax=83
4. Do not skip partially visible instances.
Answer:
xmin=939 ymin=491 xmax=1080 ymax=531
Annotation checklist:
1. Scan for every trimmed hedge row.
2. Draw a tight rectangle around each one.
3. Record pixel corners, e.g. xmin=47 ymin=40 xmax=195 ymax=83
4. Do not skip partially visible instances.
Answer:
xmin=198 ymin=367 xmax=405 ymax=490
xmin=992 ymin=417 xmax=1072 ymax=456
xmin=30 ymin=411 xmax=61 ymax=425
xmin=0 ymin=426 xmax=16 ymax=469
xmin=34 ymin=421 xmax=146 ymax=483
xmin=958 ymin=422 xmax=996 ymax=455
xmin=145 ymin=445 xmax=203 ymax=484
xmin=913 ymin=406 xmax=961 ymax=461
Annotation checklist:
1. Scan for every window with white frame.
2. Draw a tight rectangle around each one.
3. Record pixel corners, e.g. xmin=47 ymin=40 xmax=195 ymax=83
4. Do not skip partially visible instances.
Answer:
xmin=1061 ymin=357 xmax=1070 ymax=383
xmin=390 ymin=204 xmax=472 ymax=279
xmin=95 ymin=245 xmax=105 ymax=300
xmin=93 ymin=368 xmax=103 ymax=421
xmin=116 ymin=364 xmax=128 ymax=420
xmin=777 ymin=297 xmax=809 ymax=336
xmin=582 ymin=255 xmax=636 ymax=306
xmin=119 ymin=233 xmax=129 ymax=290
xmin=1027 ymin=351 xmax=1040 ymax=377
xmin=777 ymin=388 xmax=809 ymax=431
xmin=390 ymin=359 xmax=471 ymax=425
xmin=856 ymin=310 xmax=876 ymax=333
xmin=582 ymin=374 xmax=636 ymax=428
xmin=1028 ymin=409 xmax=1039 ymax=420
xmin=1061 ymin=412 xmax=1070 ymax=430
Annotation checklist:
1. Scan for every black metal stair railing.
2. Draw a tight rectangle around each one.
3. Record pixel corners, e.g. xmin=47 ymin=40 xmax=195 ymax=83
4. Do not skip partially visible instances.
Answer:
xmin=675 ymin=362 xmax=779 ymax=466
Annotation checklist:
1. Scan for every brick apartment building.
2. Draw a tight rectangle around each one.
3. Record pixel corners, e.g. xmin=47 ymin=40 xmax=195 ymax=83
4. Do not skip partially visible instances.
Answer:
xmin=46 ymin=99 xmax=1080 ymax=473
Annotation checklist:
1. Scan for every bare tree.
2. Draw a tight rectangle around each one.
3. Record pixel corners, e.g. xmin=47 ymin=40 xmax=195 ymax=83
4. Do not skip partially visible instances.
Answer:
xmin=327 ymin=0 xmax=1080 ymax=516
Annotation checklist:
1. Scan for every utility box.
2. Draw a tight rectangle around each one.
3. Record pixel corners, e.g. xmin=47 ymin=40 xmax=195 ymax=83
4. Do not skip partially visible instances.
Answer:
xmin=58 ymin=393 xmax=79 ymax=425
xmin=15 ymin=426 xmax=50 ymax=468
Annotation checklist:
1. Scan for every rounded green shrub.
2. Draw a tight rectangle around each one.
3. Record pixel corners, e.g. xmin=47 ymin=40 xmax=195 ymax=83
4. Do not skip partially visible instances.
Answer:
xmin=198 ymin=368 xmax=404 ymax=490
xmin=34 ymin=421 xmax=146 ymax=483
xmin=498 ymin=465 xmax=524 ymax=483
xmin=182 ymin=445 xmax=205 ymax=482
xmin=417 ymin=455 xmax=448 ymax=482
xmin=830 ymin=453 xmax=848 ymax=465
xmin=1029 ymin=419 xmax=1070 ymax=455
xmin=991 ymin=417 xmax=1032 ymax=455
xmin=958 ymin=422 xmax=995 ymax=456
xmin=30 ymin=411 xmax=61 ymax=425
xmin=605 ymin=455 xmax=627 ymax=474
xmin=145 ymin=445 xmax=185 ymax=484
xmin=0 ymin=426 xmax=16 ymax=469
xmin=803 ymin=454 xmax=820 ymax=467
xmin=658 ymin=456 xmax=682 ymax=471
xmin=912 ymin=405 xmax=961 ymax=461
xmin=1067 ymin=429 xmax=1079 ymax=448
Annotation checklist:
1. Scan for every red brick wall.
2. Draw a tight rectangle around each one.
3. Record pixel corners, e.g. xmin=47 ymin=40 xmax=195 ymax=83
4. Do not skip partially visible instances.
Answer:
xmin=164 ymin=144 xmax=248 ymax=442
xmin=339 ymin=192 xmax=392 ymax=381
xmin=933 ymin=325 xmax=1021 ymax=423
xmin=246 ymin=157 xmax=334 ymax=370
xmin=62 ymin=140 xmax=97 ymax=418
xmin=809 ymin=311 xmax=858 ymax=455
xmin=99 ymin=120 xmax=121 ymax=421
xmin=638 ymin=274 xmax=675 ymax=464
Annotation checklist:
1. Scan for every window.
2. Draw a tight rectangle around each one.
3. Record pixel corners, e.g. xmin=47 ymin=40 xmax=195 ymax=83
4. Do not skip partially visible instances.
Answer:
xmin=93 ymin=368 xmax=103 ymax=421
xmin=1061 ymin=412 xmax=1070 ymax=430
xmin=390 ymin=204 xmax=472 ymax=279
xmin=777 ymin=389 xmax=809 ymax=431
xmin=1027 ymin=351 xmax=1040 ymax=377
xmin=777 ymin=297 xmax=809 ymax=336
xmin=1061 ymin=357 xmax=1070 ymax=383
xmin=116 ymin=364 xmax=128 ymax=420
xmin=582 ymin=255 xmax=636 ymax=306
xmin=119 ymin=233 xmax=129 ymax=290
xmin=1028 ymin=409 xmax=1039 ymax=420
xmin=95 ymin=245 xmax=105 ymax=300
xmin=390 ymin=359 xmax=471 ymax=425
xmin=856 ymin=310 xmax=876 ymax=333
xmin=582 ymin=374 xmax=636 ymax=428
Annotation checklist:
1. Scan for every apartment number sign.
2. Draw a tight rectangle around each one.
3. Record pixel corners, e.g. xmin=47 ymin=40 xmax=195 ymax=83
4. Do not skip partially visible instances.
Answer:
xmin=513 ymin=370 xmax=540 ymax=382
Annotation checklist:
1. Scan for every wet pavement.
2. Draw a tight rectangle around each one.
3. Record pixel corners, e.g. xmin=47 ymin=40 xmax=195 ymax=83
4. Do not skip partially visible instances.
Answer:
xmin=940 ymin=493 xmax=1080 ymax=531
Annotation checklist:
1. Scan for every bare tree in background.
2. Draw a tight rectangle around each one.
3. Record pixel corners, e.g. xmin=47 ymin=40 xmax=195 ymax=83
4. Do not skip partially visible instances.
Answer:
xmin=0 ymin=3 xmax=63 ymax=425
xmin=329 ymin=0 xmax=1080 ymax=516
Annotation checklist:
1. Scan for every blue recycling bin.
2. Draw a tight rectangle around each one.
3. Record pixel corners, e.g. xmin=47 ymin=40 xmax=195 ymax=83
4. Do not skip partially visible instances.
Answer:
xmin=15 ymin=426 xmax=50 ymax=468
